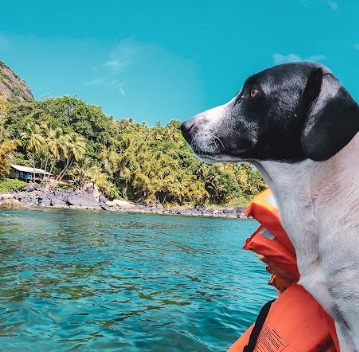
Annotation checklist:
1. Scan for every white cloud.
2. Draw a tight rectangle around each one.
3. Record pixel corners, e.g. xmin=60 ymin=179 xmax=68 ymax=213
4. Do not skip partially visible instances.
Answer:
xmin=104 ymin=59 xmax=129 ymax=71
xmin=273 ymin=53 xmax=325 ymax=65
xmin=87 ymin=77 xmax=126 ymax=97
xmin=86 ymin=38 xmax=146 ymax=97
xmin=87 ymin=38 xmax=145 ymax=97
xmin=87 ymin=38 xmax=202 ymax=122
xmin=273 ymin=53 xmax=301 ymax=64
xmin=328 ymin=1 xmax=338 ymax=10
xmin=102 ymin=38 xmax=142 ymax=73
xmin=306 ymin=54 xmax=326 ymax=62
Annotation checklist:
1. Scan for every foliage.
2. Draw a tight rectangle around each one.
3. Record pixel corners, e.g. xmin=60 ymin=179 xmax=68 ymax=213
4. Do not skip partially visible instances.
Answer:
xmin=3 ymin=96 xmax=266 ymax=205
xmin=0 ymin=109 xmax=20 ymax=177
xmin=0 ymin=179 xmax=26 ymax=193
xmin=0 ymin=96 xmax=11 ymax=118
xmin=57 ymin=182 xmax=74 ymax=190
xmin=0 ymin=139 xmax=19 ymax=178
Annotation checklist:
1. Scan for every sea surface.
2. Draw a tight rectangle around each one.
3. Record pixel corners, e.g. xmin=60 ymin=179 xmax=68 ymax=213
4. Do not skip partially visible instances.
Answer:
xmin=0 ymin=208 xmax=276 ymax=352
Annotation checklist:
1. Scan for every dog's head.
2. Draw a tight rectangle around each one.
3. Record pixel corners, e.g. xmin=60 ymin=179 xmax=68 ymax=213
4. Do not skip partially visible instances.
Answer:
xmin=181 ymin=62 xmax=359 ymax=163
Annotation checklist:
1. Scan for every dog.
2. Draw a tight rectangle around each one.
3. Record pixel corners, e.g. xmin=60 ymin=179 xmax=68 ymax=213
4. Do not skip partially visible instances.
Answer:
xmin=181 ymin=62 xmax=359 ymax=352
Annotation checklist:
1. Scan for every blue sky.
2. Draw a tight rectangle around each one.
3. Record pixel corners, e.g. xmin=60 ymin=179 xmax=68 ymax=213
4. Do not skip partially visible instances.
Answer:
xmin=1 ymin=0 xmax=359 ymax=125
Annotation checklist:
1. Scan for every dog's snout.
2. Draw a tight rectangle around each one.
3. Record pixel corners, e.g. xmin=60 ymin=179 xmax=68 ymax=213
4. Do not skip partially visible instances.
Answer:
xmin=181 ymin=119 xmax=195 ymax=142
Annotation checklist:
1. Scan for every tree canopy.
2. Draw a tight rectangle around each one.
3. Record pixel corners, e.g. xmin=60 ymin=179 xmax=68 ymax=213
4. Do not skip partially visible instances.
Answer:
xmin=1 ymin=96 xmax=266 ymax=205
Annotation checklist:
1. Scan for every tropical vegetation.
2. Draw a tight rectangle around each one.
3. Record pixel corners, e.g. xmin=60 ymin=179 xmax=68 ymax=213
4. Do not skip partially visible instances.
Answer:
xmin=0 ymin=96 xmax=266 ymax=206
xmin=0 ymin=179 xmax=26 ymax=193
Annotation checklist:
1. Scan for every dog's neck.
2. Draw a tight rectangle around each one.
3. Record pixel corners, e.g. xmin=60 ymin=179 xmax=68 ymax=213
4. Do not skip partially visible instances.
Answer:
xmin=253 ymin=159 xmax=319 ymax=248
xmin=251 ymin=133 xmax=359 ymax=264
xmin=254 ymin=133 xmax=359 ymax=203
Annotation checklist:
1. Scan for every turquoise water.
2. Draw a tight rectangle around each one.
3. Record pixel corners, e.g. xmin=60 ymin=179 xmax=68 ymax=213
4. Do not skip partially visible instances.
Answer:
xmin=0 ymin=208 xmax=276 ymax=352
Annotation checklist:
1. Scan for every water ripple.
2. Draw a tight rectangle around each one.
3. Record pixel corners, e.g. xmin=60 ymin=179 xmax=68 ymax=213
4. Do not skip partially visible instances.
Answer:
xmin=0 ymin=208 xmax=276 ymax=351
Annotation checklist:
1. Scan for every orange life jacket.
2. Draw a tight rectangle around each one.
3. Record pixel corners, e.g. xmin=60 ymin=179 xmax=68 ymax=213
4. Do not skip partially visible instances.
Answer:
xmin=228 ymin=190 xmax=339 ymax=352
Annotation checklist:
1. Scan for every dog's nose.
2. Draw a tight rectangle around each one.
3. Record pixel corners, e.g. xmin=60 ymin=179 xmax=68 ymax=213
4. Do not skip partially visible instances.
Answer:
xmin=181 ymin=119 xmax=194 ymax=142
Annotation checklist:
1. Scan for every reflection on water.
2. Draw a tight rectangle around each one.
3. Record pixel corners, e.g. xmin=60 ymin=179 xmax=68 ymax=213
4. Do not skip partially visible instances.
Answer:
xmin=0 ymin=208 xmax=275 ymax=351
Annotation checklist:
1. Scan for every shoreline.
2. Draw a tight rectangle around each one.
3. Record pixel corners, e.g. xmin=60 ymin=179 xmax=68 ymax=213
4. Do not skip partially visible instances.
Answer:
xmin=0 ymin=186 xmax=248 ymax=219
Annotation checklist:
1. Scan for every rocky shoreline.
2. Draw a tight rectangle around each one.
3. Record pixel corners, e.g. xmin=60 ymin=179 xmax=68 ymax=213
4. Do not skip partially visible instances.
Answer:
xmin=0 ymin=183 xmax=248 ymax=219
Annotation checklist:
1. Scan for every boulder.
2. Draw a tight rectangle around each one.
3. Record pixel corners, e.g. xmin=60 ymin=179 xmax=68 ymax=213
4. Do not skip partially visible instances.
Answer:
xmin=92 ymin=184 xmax=100 ymax=202
xmin=67 ymin=194 xmax=100 ymax=208
xmin=0 ymin=199 xmax=22 ymax=208
xmin=53 ymin=189 xmax=67 ymax=197
xmin=14 ymin=192 xmax=37 ymax=206
xmin=99 ymin=194 xmax=109 ymax=203
xmin=21 ymin=182 xmax=41 ymax=192
xmin=0 ymin=193 xmax=15 ymax=200
xmin=39 ymin=197 xmax=51 ymax=207
xmin=50 ymin=197 xmax=68 ymax=207
xmin=112 ymin=199 xmax=136 ymax=209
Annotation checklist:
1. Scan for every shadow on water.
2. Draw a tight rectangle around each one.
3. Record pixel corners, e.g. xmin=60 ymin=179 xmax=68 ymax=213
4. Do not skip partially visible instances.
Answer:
xmin=0 ymin=208 xmax=275 ymax=352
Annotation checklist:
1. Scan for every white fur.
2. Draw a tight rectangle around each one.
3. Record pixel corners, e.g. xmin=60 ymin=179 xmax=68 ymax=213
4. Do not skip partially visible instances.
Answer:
xmin=256 ymin=134 xmax=359 ymax=351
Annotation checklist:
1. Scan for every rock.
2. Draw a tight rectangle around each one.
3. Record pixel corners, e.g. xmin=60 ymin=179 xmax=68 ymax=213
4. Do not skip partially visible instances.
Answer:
xmin=82 ymin=183 xmax=101 ymax=201
xmin=222 ymin=207 xmax=234 ymax=213
xmin=34 ymin=183 xmax=42 ymax=190
xmin=0 ymin=61 xmax=34 ymax=102
xmin=82 ymin=182 xmax=93 ymax=193
xmin=92 ymin=184 xmax=100 ymax=202
xmin=67 ymin=194 xmax=100 ymax=208
xmin=99 ymin=194 xmax=108 ymax=203
xmin=22 ymin=182 xmax=41 ymax=192
xmin=21 ymin=182 xmax=41 ymax=192
xmin=0 ymin=199 xmax=22 ymax=208
xmin=112 ymin=199 xmax=136 ymax=209
xmin=0 ymin=193 xmax=15 ymax=200
xmin=39 ymin=197 xmax=51 ymax=206
xmin=21 ymin=184 xmax=33 ymax=192
xmin=53 ymin=189 xmax=66 ymax=197
xmin=2 ymin=184 xmax=248 ymax=218
xmin=50 ymin=197 xmax=68 ymax=207
xmin=100 ymin=204 xmax=111 ymax=211
xmin=14 ymin=192 xmax=36 ymax=206
xmin=235 ymin=206 xmax=247 ymax=219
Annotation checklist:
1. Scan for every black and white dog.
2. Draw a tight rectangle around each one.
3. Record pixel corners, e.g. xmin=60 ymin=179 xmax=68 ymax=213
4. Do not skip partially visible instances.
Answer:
xmin=181 ymin=62 xmax=359 ymax=352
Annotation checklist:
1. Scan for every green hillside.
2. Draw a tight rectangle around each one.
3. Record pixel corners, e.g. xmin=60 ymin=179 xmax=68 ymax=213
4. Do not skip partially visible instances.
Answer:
xmin=0 ymin=63 xmax=266 ymax=206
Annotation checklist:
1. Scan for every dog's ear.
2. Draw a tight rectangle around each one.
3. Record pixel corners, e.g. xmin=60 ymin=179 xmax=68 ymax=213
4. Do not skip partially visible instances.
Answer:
xmin=301 ymin=67 xmax=359 ymax=161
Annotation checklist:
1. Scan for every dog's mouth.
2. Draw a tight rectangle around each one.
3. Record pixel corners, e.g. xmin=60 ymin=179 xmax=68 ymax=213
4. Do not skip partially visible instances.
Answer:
xmin=198 ymin=153 xmax=243 ymax=163
xmin=190 ymin=146 xmax=251 ymax=163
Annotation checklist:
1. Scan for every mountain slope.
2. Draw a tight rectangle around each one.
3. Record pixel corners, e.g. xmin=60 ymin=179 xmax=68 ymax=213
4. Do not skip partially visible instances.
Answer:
xmin=0 ymin=61 xmax=34 ymax=103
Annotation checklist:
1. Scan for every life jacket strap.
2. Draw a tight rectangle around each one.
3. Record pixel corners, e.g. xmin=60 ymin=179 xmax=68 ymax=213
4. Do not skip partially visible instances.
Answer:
xmin=243 ymin=299 xmax=275 ymax=352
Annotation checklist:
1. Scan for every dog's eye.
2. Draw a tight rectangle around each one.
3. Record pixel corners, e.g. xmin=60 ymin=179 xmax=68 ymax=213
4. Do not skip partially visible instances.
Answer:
xmin=250 ymin=89 xmax=260 ymax=98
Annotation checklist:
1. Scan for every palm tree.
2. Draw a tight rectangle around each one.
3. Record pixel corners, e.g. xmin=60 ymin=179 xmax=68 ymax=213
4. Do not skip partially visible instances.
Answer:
xmin=40 ymin=124 xmax=68 ymax=178
xmin=57 ymin=133 xmax=86 ymax=180
xmin=0 ymin=139 xmax=20 ymax=178
xmin=68 ymin=159 xmax=91 ymax=191
xmin=99 ymin=146 xmax=120 ymax=176
xmin=21 ymin=123 xmax=46 ymax=180
xmin=68 ymin=133 xmax=86 ymax=162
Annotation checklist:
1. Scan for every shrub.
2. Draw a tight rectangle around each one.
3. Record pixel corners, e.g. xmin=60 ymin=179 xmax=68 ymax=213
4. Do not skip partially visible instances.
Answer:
xmin=0 ymin=179 xmax=26 ymax=193
xmin=57 ymin=182 xmax=74 ymax=190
